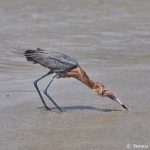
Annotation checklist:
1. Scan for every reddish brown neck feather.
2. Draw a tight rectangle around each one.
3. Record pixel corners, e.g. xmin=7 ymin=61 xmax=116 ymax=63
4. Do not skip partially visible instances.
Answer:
xmin=62 ymin=67 xmax=105 ymax=96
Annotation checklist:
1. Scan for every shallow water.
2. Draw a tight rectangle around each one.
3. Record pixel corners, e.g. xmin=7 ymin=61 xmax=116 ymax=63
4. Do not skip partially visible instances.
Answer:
xmin=0 ymin=0 xmax=150 ymax=150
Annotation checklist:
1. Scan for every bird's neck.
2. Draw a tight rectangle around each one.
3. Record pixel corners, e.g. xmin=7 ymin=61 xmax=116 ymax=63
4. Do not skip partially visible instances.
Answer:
xmin=78 ymin=68 xmax=105 ymax=95
xmin=77 ymin=68 xmax=98 ymax=89
xmin=64 ymin=67 xmax=105 ymax=95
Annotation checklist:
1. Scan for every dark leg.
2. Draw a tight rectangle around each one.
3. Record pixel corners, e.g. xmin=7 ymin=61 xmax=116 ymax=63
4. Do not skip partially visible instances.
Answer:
xmin=33 ymin=71 xmax=53 ymax=110
xmin=44 ymin=74 xmax=63 ymax=112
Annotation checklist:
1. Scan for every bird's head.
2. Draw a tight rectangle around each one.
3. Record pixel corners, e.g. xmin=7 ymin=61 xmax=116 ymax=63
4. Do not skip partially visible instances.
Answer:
xmin=94 ymin=83 xmax=129 ymax=110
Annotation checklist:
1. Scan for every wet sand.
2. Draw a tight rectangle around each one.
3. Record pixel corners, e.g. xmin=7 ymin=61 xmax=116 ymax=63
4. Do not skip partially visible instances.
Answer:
xmin=0 ymin=0 xmax=150 ymax=150
xmin=1 ymin=67 xmax=150 ymax=150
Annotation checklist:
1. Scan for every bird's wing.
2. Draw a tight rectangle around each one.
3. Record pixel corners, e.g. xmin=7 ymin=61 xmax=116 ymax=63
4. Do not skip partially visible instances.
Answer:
xmin=27 ymin=51 xmax=79 ymax=72
xmin=44 ymin=53 xmax=79 ymax=72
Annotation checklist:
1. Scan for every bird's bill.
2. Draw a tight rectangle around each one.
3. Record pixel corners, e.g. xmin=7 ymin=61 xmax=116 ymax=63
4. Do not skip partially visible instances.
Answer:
xmin=100 ymin=88 xmax=129 ymax=111
xmin=115 ymin=98 xmax=129 ymax=111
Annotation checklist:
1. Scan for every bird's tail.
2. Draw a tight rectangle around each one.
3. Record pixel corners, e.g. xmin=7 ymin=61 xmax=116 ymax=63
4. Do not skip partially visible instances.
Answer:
xmin=15 ymin=47 xmax=44 ymax=63
xmin=25 ymin=48 xmax=45 ymax=63
xmin=24 ymin=49 xmax=38 ymax=62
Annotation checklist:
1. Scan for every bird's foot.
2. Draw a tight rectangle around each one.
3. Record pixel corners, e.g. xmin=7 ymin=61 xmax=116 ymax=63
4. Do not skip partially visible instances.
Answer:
xmin=36 ymin=106 xmax=51 ymax=111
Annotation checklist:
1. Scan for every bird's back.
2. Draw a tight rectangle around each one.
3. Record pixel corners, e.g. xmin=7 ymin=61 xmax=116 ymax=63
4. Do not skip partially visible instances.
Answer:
xmin=24 ymin=48 xmax=79 ymax=73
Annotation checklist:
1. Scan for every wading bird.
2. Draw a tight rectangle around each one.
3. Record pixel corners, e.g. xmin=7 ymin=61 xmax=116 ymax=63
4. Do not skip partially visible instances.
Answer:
xmin=22 ymin=48 xmax=129 ymax=111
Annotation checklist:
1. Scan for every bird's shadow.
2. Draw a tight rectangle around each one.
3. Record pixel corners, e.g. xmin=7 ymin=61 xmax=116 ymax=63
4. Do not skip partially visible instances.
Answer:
xmin=51 ymin=105 xmax=122 ymax=112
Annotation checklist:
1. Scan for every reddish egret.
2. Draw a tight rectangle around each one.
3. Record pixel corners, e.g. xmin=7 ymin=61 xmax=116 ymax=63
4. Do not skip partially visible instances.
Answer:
xmin=22 ymin=48 xmax=129 ymax=111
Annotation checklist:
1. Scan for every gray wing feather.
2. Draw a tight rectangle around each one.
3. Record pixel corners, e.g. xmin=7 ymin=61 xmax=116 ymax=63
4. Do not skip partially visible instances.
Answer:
xmin=25 ymin=50 xmax=79 ymax=72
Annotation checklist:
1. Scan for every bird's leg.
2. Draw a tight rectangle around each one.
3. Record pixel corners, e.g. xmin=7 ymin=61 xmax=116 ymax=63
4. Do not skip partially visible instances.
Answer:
xmin=33 ymin=71 xmax=53 ymax=110
xmin=44 ymin=74 xmax=63 ymax=112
